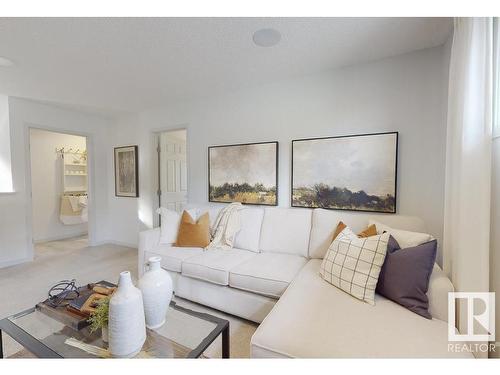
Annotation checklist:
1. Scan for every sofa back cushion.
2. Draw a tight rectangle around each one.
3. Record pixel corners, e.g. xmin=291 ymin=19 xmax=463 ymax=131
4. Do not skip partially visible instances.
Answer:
xmin=259 ymin=208 xmax=312 ymax=257
xmin=233 ymin=207 xmax=265 ymax=252
xmin=308 ymin=208 xmax=426 ymax=259
xmin=368 ymin=219 xmax=433 ymax=248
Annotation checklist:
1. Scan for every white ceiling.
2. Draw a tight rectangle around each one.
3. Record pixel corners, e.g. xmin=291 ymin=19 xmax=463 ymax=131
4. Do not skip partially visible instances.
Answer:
xmin=0 ymin=18 xmax=452 ymax=116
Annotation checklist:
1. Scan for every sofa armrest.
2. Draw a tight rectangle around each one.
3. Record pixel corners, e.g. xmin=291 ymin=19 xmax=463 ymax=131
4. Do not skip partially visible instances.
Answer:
xmin=428 ymin=263 xmax=454 ymax=322
xmin=138 ymin=227 xmax=161 ymax=277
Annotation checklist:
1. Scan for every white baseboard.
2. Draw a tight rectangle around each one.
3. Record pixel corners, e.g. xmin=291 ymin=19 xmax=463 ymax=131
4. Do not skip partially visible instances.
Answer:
xmin=91 ymin=240 xmax=138 ymax=249
xmin=33 ymin=231 xmax=88 ymax=244
xmin=0 ymin=255 xmax=33 ymax=269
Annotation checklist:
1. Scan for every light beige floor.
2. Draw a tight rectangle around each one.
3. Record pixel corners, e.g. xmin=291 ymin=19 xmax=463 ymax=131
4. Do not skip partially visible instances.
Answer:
xmin=0 ymin=237 xmax=257 ymax=358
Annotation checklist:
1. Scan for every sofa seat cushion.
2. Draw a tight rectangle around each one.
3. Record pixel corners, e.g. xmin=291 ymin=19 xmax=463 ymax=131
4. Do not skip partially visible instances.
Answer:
xmin=144 ymin=245 xmax=203 ymax=273
xmin=229 ymin=253 xmax=307 ymax=298
xmin=181 ymin=248 xmax=256 ymax=285
xmin=251 ymin=259 xmax=472 ymax=358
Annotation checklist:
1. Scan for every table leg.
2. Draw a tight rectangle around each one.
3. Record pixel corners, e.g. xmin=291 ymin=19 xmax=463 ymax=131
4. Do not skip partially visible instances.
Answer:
xmin=0 ymin=329 xmax=4 ymax=359
xmin=222 ymin=324 xmax=230 ymax=359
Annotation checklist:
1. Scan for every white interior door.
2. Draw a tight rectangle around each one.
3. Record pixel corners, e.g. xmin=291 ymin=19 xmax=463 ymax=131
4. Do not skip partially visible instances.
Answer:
xmin=159 ymin=131 xmax=187 ymax=212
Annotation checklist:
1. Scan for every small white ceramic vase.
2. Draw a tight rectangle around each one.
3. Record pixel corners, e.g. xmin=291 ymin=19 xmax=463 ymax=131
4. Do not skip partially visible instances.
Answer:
xmin=138 ymin=256 xmax=173 ymax=329
xmin=108 ymin=271 xmax=146 ymax=358
xmin=101 ymin=326 xmax=108 ymax=343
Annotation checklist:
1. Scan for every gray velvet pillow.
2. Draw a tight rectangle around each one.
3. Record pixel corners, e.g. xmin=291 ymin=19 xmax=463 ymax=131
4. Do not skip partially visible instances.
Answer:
xmin=376 ymin=235 xmax=437 ymax=319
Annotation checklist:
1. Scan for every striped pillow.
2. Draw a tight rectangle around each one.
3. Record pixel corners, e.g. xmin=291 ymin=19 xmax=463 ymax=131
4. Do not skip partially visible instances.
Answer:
xmin=319 ymin=226 xmax=390 ymax=305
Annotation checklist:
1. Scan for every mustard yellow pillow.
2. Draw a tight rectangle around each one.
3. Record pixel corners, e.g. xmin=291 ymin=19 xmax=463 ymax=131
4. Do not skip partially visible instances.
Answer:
xmin=332 ymin=221 xmax=377 ymax=241
xmin=358 ymin=224 xmax=378 ymax=238
xmin=175 ymin=211 xmax=210 ymax=248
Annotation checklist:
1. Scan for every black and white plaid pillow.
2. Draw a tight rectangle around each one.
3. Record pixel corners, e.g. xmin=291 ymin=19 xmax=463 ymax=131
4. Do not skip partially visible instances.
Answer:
xmin=319 ymin=226 xmax=389 ymax=305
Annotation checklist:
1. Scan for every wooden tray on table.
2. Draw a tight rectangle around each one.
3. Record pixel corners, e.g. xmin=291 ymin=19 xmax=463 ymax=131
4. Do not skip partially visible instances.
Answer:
xmin=36 ymin=280 xmax=116 ymax=331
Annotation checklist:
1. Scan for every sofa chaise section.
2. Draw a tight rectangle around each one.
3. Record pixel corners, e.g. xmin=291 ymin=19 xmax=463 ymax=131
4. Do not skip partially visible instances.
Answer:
xmin=250 ymin=259 xmax=470 ymax=358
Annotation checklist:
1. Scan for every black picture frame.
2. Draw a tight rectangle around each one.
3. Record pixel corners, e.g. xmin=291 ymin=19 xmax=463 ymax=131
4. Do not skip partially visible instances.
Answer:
xmin=208 ymin=141 xmax=279 ymax=206
xmin=114 ymin=145 xmax=139 ymax=198
xmin=291 ymin=131 xmax=398 ymax=213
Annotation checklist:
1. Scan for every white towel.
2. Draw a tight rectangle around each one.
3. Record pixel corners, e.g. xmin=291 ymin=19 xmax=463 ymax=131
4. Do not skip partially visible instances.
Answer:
xmin=60 ymin=196 xmax=88 ymax=225
xmin=206 ymin=202 xmax=243 ymax=251
xmin=78 ymin=195 xmax=88 ymax=208
xmin=68 ymin=196 xmax=80 ymax=212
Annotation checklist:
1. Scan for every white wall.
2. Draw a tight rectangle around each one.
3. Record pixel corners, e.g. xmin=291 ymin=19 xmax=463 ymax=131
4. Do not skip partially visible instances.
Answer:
xmin=0 ymin=95 xmax=13 ymax=192
xmin=29 ymin=128 xmax=88 ymax=242
xmin=104 ymin=113 xmax=144 ymax=247
xmin=0 ymin=98 xmax=111 ymax=268
xmin=490 ymin=138 xmax=500 ymax=357
xmin=107 ymin=45 xmax=450 ymax=263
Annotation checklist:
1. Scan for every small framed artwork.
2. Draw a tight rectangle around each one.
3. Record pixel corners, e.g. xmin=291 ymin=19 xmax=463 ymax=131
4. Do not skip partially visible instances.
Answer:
xmin=292 ymin=132 xmax=398 ymax=213
xmin=208 ymin=141 xmax=278 ymax=206
xmin=114 ymin=145 xmax=139 ymax=197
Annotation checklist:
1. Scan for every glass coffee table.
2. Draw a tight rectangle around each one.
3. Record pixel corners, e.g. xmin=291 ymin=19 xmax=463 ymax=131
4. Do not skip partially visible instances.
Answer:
xmin=0 ymin=301 xmax=229 ymax=358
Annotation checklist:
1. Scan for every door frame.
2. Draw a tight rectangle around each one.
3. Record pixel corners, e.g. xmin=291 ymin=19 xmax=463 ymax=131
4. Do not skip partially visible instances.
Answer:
xmin=150 ymin=125 xmax=189 ymax=227
xmin=24 ymin=124 xmax=95 ymax=255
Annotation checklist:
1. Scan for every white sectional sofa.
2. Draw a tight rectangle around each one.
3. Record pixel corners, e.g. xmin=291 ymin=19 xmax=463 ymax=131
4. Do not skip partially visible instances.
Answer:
xmin=138 ymin=205 xmax=470 ymax=358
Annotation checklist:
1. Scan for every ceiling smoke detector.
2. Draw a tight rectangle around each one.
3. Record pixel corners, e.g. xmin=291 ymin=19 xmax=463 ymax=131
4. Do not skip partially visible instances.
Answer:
xmin=252 ymin=28 xmax=281 ymax=47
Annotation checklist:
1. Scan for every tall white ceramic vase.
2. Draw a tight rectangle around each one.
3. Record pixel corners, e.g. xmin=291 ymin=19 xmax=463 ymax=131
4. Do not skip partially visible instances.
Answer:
xmin=108 ymin=271 xmax=146 ymax=358
xmin=139 ymin=256 xmax=173 ymax=329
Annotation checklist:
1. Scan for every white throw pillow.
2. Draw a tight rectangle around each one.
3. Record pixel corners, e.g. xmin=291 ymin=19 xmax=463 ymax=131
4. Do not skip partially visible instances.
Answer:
xmin=319 ymin=226 xmax=390 ymax=305
xmin=157 ymin=207 xmax=197 ymax=244
xmin=369 ymin=219 xmax=432 ymax=248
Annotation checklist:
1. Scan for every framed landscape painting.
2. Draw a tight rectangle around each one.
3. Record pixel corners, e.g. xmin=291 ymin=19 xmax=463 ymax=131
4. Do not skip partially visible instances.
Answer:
xmin=292 ymin=132 xmax=398 ymax=213
xmin=209 ymin=141 xmax=278 ymax=206
xmin=114 ymin=145 xmax=139 ymax=197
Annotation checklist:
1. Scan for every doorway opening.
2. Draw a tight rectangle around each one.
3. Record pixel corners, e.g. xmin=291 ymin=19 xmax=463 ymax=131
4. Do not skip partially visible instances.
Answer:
xmin=28 ymin=128 xmax=89 ymax=258
xmin=154 ymin=129 xmax=188 ymax=225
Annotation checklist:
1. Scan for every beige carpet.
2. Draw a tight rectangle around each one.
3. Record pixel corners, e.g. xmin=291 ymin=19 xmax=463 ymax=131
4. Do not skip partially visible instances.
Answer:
xmin=0 ymin=236 xmax=257 ymax=358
